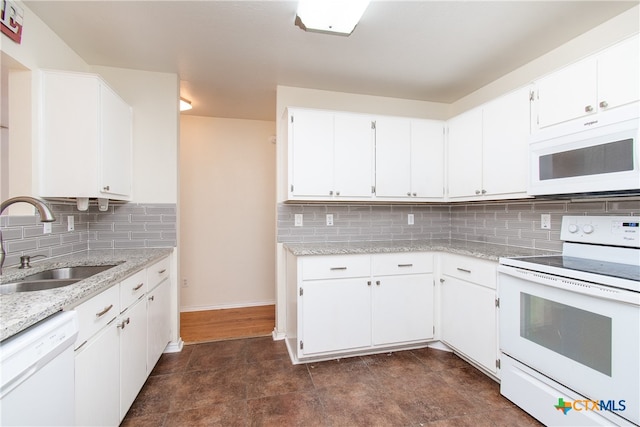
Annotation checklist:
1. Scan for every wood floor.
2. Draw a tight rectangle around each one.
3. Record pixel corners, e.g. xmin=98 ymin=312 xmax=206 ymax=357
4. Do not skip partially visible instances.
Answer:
xmin=180 ymin=305 xmax=275 ymax=344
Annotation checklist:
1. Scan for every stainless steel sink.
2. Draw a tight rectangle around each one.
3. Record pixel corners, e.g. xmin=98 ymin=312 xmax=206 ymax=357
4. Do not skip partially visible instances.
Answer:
xmin=0 ymin=265 xmax=118 ymax=295
xmin=21 ymin=265 xmax=117 ymax=281
xmin=0 ymin=279 xmax=80 ymax=295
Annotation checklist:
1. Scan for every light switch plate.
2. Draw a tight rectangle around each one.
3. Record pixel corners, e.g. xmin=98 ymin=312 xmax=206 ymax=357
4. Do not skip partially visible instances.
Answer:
xmin=408 ymin=214 xmax=414 ymax=225
xmin=541 ymin=214 xmax=551 ymax=229
xmin=43 ymin=223 xmax=52 ymax=234
xmin=67 ymin=215 xmax=75 ymax=231
xmin=326 ymin=214 xmax=334 ymax=226
xmin=294 ymin=214 xmax=303 ymax=227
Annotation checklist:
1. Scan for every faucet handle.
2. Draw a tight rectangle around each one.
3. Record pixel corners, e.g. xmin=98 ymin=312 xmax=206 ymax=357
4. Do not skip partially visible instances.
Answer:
xmin=19 ymin=254 xmax=46 ymax=269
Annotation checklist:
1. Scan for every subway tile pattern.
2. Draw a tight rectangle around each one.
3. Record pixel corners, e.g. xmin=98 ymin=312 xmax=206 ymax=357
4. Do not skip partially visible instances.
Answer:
xmin=0 ymin=202 xmax=176 ymax=268
xmin=278 ymin=198 xmax=640 ymax=252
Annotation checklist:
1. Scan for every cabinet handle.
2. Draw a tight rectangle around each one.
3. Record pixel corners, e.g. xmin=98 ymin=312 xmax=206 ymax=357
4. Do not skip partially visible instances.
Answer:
xmin=367 ymin=281 xmax=372 ymax=286
xmin=440 ymin=278 xmax=445 ymax=283
xmin=95 ymin=304 xmax=114 ymax=318
xmin=406 ymin=192 xmax=411 ymax=196
xmin=585 ymin=105 xmax=594 ymax=113
xmin=481 ymin=189 xmax=487 ymax=194
xmin=599 ymin=101 xmax=608 ymax=109
xmin=457 ymin=267 xmax=472 ymax=273
xmin=117 ymin=317 xmax=130 ymax=329
xmin=330 ymin=267 xmax=347 ymax=271
xmin=158 ymin=269 xmax=167 ymax=274
xmin=475 ymin=190 xmax=481 ymax=195
xmin=103 ymin=185 xmax=110 ymax=191
xmin=148 ymin=295 xmax=155 ymax=302
xmin=376 ymin=280 xmax=381 ymax=286
xmin=133 ymin=283 xmax=144 ymax=291
xmin=412 ymin=192 xmax=417 ymax=197
xmin=329 ymin=190 xmax=334 ymax=196
xmin=336 ymin=191 xmax=340 ymax=196
xmin=398 ymin=264 xmax=413 ymax=267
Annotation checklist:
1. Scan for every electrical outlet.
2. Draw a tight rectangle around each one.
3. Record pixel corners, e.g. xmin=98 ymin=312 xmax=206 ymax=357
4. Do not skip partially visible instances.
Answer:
xmin=541 ymin=214 xmax=551 ymax=230
xmin=294 ymin=214 xmax=303 ymax=227
xmin=408 ymin=214 xmax=414 ymax=225
xmin=67 ymin=215 xmax=74 ymax=232
xmin=43 ymin=223 xmax=52 ymax=234
xmin=326 ymin=214 xmax=334 ymax=226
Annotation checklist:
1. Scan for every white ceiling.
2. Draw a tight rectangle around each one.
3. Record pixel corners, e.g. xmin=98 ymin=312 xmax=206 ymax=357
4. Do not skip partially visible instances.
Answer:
xmin=23 ymin=1 xmax=638 ymax=121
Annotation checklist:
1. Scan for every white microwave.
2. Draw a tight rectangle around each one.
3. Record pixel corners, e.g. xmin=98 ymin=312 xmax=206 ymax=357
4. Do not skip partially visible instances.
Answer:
xmin=529 ymin=110 xmax=640 ymax=196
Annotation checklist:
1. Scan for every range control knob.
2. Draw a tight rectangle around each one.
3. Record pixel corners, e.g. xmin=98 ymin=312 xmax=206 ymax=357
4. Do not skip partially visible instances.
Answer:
xmin=582 ymin=224 xmax=595 ymax=234
xmin=568 ymin=224 xmax=579 ymax=233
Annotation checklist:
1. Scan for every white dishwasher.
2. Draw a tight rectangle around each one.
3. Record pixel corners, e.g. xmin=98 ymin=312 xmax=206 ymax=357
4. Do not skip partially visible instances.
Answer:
xmin=0 ymin=311 xmax=79 ymax=426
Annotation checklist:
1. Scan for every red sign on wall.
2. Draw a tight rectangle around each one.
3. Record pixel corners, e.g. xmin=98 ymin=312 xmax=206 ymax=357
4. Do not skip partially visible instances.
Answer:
xmin=1 ymin=0 xmax=24 ymax=44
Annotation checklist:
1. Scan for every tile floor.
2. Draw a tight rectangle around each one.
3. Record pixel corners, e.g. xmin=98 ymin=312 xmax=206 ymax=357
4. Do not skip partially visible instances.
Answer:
xmin=121 ymin=337 xmax=542 ymax=426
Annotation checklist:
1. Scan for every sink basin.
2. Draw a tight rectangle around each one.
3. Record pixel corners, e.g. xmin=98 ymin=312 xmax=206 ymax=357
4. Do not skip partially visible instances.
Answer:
xmin=0 ymin=279 xmax=80 ymax=295
xmin=21 ymin=265 xmax=117 ymax=281
xmin=0 ymin=265 xmax=119 ymax=295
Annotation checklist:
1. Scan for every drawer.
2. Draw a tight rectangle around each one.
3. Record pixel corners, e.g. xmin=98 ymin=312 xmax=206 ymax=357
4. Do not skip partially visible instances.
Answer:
xmin=372 ymin=252 xmax=433 ymax=276
xmin=441 ymin=254 xmax=497 ymax=289
xmin=74 ymin=284 xmax=120 ymax=349
xmin=301 ymin=254 xmax=370 ymax=280
xmin=147 ymin=256 xmax=170 ymax=290
xmin=120 ymin=269 xmax=147 ymax=310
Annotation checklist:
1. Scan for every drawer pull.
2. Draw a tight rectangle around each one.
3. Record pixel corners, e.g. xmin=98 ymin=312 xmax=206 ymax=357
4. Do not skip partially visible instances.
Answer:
xmin=376 ymin=280 xmax=381 ymax=286
xmin=133 ymin=283 xmax=144 ymax=291
xmin=457 ymin=268 xmax=472 ymax=273
xmin=330 ymin=267 xmax=347 ymax=271
xmin=158 ymin=269 xmax=167 ymax=274
xmin=367 ymin=281 xmax=372 ymax=286
xmin=95 ymin=304 xmax=114 ymax=318
xmin=148 ymin=295 xmax=155 ymax=302
xmin=397 ymin=264 xmax=413 ymax=268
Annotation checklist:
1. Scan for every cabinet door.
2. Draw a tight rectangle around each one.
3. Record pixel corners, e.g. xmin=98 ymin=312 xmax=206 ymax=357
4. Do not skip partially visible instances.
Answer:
xmin=535 ymin=58 xmax=597 ymax=129
xmin=147 ymin=279 xmax=171 ymax=370
xmin=447 ymin=107 xmax=483 ymax=198
xmin=100 ymin=84 xmax=132 ymax=197
xmin=290 ymin=109 xmax=334 ymax=197
xmin=410 ymin=119 xmax=444 ymax=198
xmin=119 ymin=297 xmax=148 ymax=421
xmin=375 ymin=117 xmax=412 ymax=197
xmin=75 ymin=323 xmax=119 ymax=427
xmin=598 ymin=35 xmax=640 ymax=112
xmin=482 ymin=87 xmax=530 ymax=197
xmin=333 ymin=113 xmax=374 ymax=198
xmin=440 ymin=276 xmax=497 ymax=374
xmin=372 ymin=274 xmax=434 ymax=346
xmin=300 ymin=278 xmax=371 ymax=355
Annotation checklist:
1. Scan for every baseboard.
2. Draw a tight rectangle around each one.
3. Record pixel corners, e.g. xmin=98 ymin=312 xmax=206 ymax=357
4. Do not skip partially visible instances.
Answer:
xmin=272 ymin=328 xmax=286 ymax=341
xmin=180 ymin=300 xmax=276 ymax=313
xmin=164 ymin=338 xmax=184 ymax=353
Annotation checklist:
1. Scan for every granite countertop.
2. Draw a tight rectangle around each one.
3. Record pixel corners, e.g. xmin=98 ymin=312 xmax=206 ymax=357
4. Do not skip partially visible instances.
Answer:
xmin=0 ymin=248 xmax=173 ymax=342
xmin=283 ymin=239 xmax=559 ymax=260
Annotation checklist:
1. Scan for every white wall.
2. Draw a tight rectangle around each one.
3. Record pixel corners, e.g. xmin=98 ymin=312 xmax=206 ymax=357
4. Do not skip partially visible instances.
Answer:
xmin=179 ymin=116 xmax=276 ymax=311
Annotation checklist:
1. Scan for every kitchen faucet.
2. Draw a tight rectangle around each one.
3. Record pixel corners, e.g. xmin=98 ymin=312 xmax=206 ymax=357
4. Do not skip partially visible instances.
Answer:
xmin=0 ymin=196 xmax=56 ymax=275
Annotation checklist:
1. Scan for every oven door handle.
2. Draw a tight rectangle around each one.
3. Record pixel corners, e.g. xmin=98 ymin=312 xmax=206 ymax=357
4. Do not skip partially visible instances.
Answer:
xmin=497 ymin=265 xmax=640 ymax=306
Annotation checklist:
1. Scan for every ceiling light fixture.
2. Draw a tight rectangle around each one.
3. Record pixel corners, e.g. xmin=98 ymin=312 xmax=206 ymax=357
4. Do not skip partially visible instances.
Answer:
xmin=295 ymin=0 xmax=370 ymax=36
xmin=179 ymin=97 xmax=192 ymax=112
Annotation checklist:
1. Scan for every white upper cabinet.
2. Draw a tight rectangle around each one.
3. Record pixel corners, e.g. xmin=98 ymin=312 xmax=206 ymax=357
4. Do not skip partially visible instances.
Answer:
xmin=447 ymin=87 xmax=531 ymax=201
xmin=288 ymin=108 xmax=374 ymax=200
xmin=533 ymin=34 xmax=639 ymax=131
xmin=375 ymin=118 xmax=444 ymax=200
xmin=40 ymin=70 xmax=132 ymax=200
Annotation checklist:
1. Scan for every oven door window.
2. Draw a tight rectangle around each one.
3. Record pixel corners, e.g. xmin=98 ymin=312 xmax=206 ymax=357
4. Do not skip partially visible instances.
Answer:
xmin=520 ymin=293 xmax=612 ymax=376
xmin=539 ymin=138 xmax=634 ymax=180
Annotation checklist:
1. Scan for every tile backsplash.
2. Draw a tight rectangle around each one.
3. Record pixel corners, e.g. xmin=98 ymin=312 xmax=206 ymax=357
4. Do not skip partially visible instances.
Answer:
xmin=278 ymin=198 xmax=640 ymax=252
xmin=0 ymin=201 xmax=176 ymax=268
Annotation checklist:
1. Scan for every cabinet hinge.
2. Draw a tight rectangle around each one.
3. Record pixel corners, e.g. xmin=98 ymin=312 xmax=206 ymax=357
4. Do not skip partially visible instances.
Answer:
xmin=496 ymin=359 xmax=501 ymax=369
xmin=529 ymin=90 xmax=535 ymax=102
xmin=290 ymin=184 xmax=294 ymax=192
xmin=371 ymin=121 xmax=376 ymax=130
xmin=495 ymin=297 xmax=500 ymax=308
xmin=433 ymin=326 xmax=435 ymax=334
xmin=300 ymin=288 xmax=303 ymax=296
xmin=300 ymin=341 xmax=304 ymax=350
xmin=291 ymin=115 xmax=294 ymax=123
xmin=371 ymin=185 xmax=376 ymax=194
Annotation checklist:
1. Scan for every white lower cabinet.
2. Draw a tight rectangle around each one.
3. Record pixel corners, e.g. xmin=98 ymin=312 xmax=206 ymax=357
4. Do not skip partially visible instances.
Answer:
xmin=70 ymin=255 xmax=172 ymax=426
xmin=118 ymin=296 xmax=148 ymax=419
xmin=439 ymin=253 xmax=498 ymax=376
xmin=75 ymin=319 xmax=119 ymax=427
xmin=287 ymin=252 xmax=435 ymax=362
